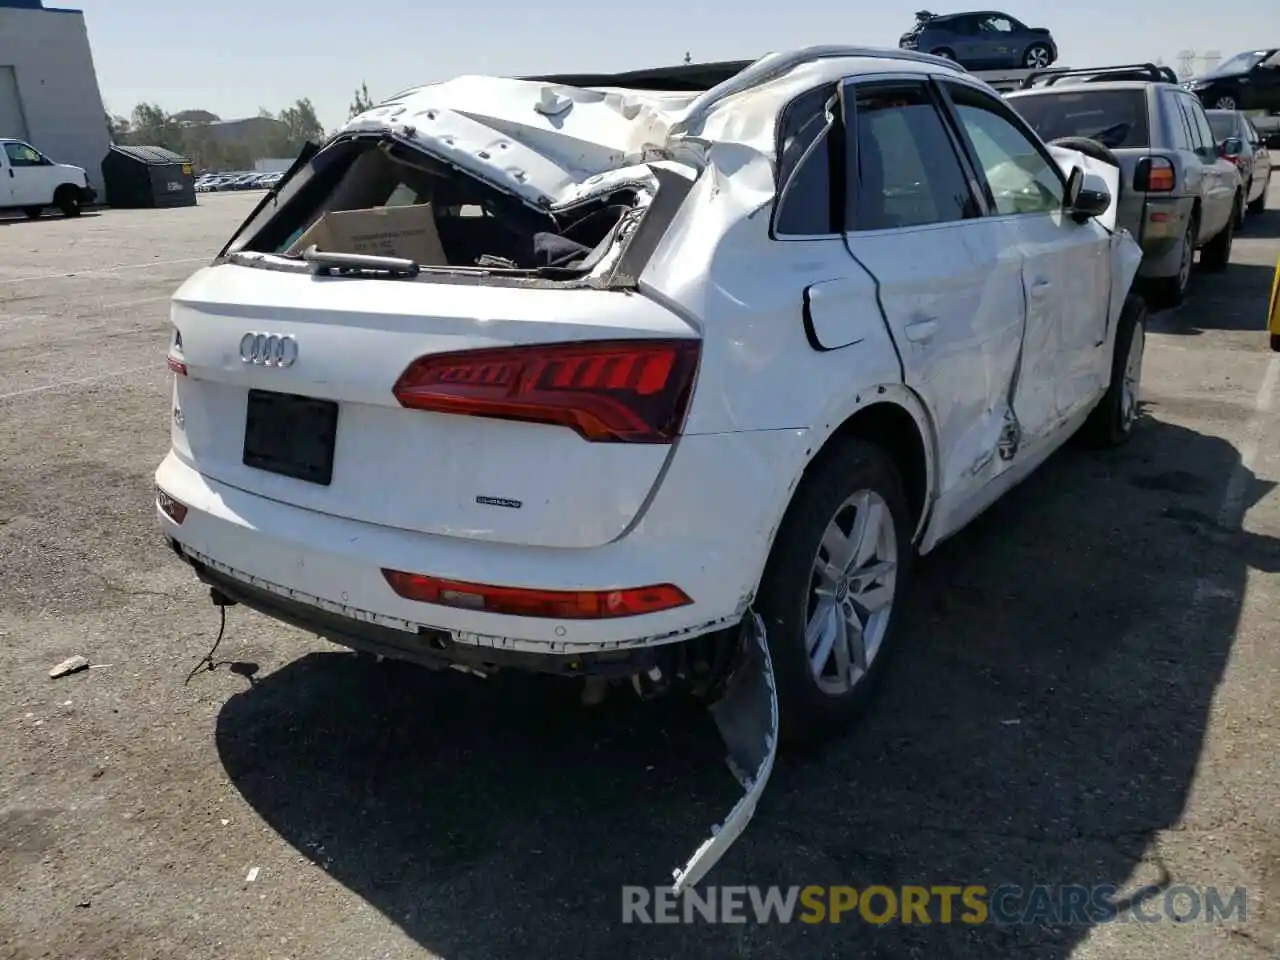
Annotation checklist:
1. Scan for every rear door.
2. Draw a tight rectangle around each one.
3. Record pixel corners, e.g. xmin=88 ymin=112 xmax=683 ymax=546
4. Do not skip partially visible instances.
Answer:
xmin=1179 ymin=94 xmax=1237 ymax=236
xmin=975 ymin=15 xmax=1020 ymax=68
xmin=940 ymin=79 xmax=1113 ymax=423
xmin=947 ymin=16 xmax=984 ymax=63
xmin=837 ymin=75 xmax=1027 ymax=530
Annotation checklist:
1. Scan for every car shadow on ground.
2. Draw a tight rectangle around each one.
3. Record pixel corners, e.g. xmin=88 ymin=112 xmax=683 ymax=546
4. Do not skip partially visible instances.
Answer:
xmin=216 ymin=413 xmax=1275 ymax=959
xmin=0 ymin=212 xmax=102 ymax=225
xmin=1148 ymin=261 xmax=1276 ymax=335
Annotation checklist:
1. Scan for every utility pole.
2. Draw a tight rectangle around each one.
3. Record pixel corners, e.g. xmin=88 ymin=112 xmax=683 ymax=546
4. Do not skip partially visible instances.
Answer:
xmin=1176 ymin=49 xmax=1196 ymax=81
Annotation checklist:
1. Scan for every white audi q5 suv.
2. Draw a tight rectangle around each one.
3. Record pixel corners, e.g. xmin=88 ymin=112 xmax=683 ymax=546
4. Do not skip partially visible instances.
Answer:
xmin=156 ymin=46 xmax=1144 ymax=889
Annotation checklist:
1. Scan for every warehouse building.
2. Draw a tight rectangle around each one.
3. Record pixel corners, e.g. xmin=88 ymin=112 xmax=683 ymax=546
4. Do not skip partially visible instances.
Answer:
xmin=0 ymin=0 xmax=110 ymax=184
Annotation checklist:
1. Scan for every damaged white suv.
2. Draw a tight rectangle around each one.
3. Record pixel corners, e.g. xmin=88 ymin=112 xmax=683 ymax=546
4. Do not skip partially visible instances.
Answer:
xmin=156 ymin=46 xmax=1144 ymax=890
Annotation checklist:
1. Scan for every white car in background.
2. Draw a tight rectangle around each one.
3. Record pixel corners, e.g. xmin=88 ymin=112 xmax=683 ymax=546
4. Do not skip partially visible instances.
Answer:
xmin=0 ymin=138 xmax=96 ymax=218
xmin=155 ymin=46 xmax=1144 ymax=891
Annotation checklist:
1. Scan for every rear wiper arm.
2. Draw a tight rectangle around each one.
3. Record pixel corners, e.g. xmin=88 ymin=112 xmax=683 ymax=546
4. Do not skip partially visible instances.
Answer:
xmin=300 ymin=245 xmax=420 ymax=278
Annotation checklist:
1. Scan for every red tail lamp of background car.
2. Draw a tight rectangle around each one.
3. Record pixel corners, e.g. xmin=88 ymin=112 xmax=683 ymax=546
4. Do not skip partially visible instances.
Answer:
xmin=1135 ymin=157 xmax=1175 ymax=192
xmin=392 ymin=339 xmax=701 ymax=443
xmin=381 ymin=569 xmax=693 ymax=619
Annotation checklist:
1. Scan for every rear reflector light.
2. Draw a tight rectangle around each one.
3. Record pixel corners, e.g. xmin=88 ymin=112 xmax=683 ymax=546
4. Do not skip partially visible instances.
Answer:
xmin=1135 ymin=157 xmax=1175 ymax=192
xmin=392 ymin=339 xmax=701 ymax=443
xmin=156 ymin=487 xmax=187 ymax=524
xmin=381 ymin=569 xmax=693 ymax=619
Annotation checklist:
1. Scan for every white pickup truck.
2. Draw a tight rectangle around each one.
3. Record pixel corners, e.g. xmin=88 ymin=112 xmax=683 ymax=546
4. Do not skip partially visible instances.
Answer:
xmin=0 ymin=138 xmax=97 ymax=218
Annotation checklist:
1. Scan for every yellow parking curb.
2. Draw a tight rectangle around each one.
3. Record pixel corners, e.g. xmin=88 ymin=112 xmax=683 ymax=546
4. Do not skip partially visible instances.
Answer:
xmin=1271 ymin=255 xmax=1280 ymax=351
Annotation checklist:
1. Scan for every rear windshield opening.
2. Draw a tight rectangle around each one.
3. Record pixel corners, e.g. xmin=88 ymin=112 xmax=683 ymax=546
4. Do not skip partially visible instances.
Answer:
xmin=240 ymin=138 xmax=642 ymax=274
xmin=1008 ymin=90 xmax=1150 ymax=150
xmin=1206 ymin=112 xmax=1237 ymax=141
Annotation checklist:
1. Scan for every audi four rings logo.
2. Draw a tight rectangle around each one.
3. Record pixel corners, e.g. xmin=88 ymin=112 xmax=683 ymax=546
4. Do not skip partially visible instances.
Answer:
xmin=239 ymin=333 xmax=298 ymax=368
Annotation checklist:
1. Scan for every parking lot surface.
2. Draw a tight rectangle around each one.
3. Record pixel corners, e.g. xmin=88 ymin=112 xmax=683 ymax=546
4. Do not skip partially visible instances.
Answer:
xmin=1 ymin=188 xmax=1278 ymax=960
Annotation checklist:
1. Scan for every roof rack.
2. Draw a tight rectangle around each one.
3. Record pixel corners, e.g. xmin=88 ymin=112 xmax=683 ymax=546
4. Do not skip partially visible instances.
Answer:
xmin=1020 ymin=62 xmax=1180 ymax=89
xmin=523 ymin=46 xmax=967 ymax=95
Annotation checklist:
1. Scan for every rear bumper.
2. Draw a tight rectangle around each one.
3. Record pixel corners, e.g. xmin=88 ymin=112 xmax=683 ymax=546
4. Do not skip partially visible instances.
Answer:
xmin=155 ymin=426 xmax=807 ymax=656
xmin=79 ymin=185 xmax=97 ymax=205
xmin=190 ymin=561 xmax=668 ymax=677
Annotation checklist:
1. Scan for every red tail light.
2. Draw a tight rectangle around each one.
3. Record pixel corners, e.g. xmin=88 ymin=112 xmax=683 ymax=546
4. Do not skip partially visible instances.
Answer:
xmin=392 ymin=339 xmax=700 ymax=443
xmin=166 ymin=355 xmax=187 ymax=376
xmin=382 ymin=569 xmax=692 ymax=619
xmin=1135 ymin=157 xmax=1175 ymax=192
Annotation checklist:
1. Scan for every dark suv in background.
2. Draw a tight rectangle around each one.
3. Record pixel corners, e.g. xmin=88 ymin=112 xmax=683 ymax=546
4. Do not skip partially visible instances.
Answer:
xmin=899 ymin=10 xmax=1058 ymax=69
xmin=1007 ymin=65 xmax=1243 ymax=307
xmin=1185 ymin=49 xmax=1280 ymax=113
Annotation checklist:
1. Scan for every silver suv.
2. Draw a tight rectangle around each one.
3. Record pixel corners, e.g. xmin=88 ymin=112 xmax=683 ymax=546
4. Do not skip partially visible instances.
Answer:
xmin=1006 ymin=66 xmax=1243 ymax=306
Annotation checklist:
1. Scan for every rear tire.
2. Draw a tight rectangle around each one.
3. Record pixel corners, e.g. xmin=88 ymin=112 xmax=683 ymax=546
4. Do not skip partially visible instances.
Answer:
xmin=1236 ymin=184 xmax=1250 ymax=230
xmin=1148 ymin=215 xmax=1196 ymax=308
xmin=1023 ymin=42 xmax=1053 ymax=69
xmin=754 ymin=439 xmax=914 ymax=747
xmin=1077 ymin=293 xmax=1147 ymax=448
xmin=1199 ymin=196 xmax=1237 ymax=272
xmin=1248 ymin=174 xmax=1269 ymax=215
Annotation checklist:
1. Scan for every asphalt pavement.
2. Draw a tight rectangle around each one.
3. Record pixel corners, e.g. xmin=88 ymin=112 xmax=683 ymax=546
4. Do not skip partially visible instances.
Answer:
xmin=1 ymin=187 xmax=1277 ymax=960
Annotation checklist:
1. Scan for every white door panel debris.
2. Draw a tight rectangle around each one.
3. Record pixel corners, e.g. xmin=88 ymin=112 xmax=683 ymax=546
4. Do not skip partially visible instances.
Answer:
xmin=671 ymin=612 xmax=778 ymax=895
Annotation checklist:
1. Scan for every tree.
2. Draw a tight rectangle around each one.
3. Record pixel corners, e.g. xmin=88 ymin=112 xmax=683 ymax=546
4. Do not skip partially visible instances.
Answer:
xmin=277 ymin=98 xmax=324 ymax=151
xmin=129 ymin=102 xmax=183 ymax=150
xmin=349 ymin=80 xmax=375 ymax=119
xmin=105 ymin=112 xmax=130 ymax=142
xmin=114 ymin=95 xmax=326 ymax=170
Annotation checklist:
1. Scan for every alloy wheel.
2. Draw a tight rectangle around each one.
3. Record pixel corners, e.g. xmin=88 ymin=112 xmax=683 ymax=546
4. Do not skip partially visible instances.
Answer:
xmin=805 ymin=490 xmax=898 ymax=696
xmin=1214 ymin=95 xmax=1237 ymax=110
xmin=1025 ymin=46 xmax=1051 ymax=69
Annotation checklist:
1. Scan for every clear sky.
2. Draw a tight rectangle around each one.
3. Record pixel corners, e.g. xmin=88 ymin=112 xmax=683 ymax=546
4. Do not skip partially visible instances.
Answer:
xmin=77 ymin=0 xmax=1278 ymax=132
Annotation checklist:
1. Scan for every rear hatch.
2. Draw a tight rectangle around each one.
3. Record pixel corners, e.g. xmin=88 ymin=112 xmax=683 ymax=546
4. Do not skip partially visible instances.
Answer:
xmin=1007 ymin=87 xmax=1152 ymax=227
xmin=167 ymin=130 xmax=701 ymax=550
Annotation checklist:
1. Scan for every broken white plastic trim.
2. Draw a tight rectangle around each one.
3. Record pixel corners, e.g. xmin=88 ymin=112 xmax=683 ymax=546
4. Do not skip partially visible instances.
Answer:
xmin=670 ymin=611 xmax=778 ymax=895
xmin=1047 ymin=145 xmax=1122 ymax=233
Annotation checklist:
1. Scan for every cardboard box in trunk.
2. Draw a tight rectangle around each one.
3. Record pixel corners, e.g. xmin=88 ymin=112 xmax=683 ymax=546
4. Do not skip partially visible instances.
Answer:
xmin=286 ymin=203 xmax=447 ymax=265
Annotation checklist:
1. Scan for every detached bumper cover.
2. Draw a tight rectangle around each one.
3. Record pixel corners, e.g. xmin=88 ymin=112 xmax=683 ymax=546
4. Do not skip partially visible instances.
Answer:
xmin=671 ymin=612 xmax=778 ymax=894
